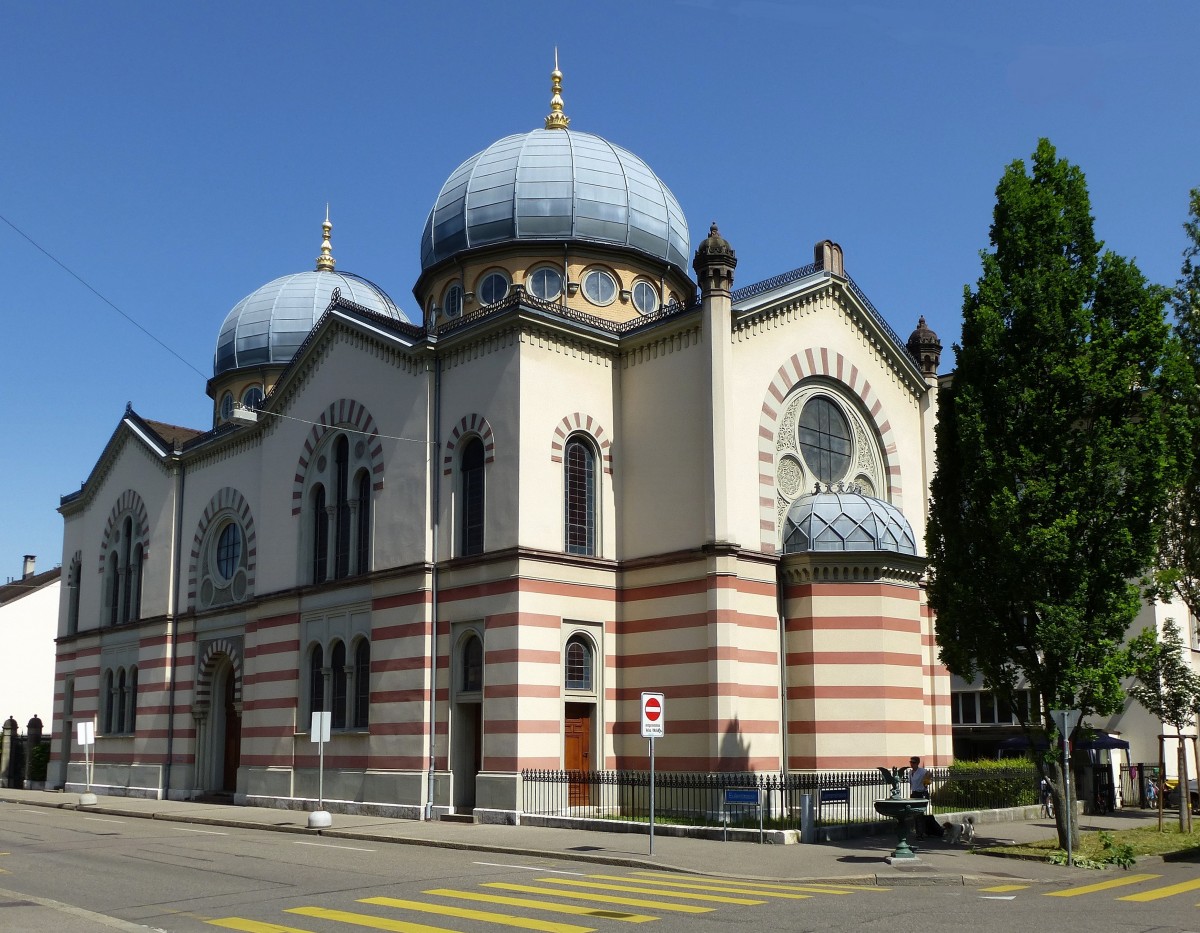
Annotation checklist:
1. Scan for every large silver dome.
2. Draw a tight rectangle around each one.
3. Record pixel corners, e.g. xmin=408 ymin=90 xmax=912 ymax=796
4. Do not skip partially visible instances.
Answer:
xmin=420 ymin=128 xmax=690 ymax=272
xmin=783 ymin=489 xmax=917 ymax=555
xmin=214 ymin=269 xmax=407 ymax=376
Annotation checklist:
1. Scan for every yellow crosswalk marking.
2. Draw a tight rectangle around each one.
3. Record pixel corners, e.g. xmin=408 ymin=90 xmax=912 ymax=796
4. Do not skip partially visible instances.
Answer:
xmin=582 ymin=874 xmax=812 ymax=900
xmin=416 ymin=889 xmax=657 ymax=923
xmin=978 ymin=885 xmax=1029 ymax=893
xmin=537 ymin=878 xmax=764 ymax=905
xmin=208 ymin=920 xmax=317 ymax=933
xmin=483 ymin=882 xmax=712 ymax=914
xmin=633 ymin=871 xmax=883 ymax=894
xmin=1118 ymin=877 xmax=1200 ymax=902
xmin=288 ymin=906 xmax=476 ymax=932
xmin=1045 ymin=873 xmax=1161 ymax=898
xmin=354 ymin=896 xmax=593 ymax=933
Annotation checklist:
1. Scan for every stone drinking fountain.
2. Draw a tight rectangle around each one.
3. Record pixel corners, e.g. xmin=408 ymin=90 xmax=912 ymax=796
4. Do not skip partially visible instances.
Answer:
xmin=873 ymin=766 xmax=930 ymax=862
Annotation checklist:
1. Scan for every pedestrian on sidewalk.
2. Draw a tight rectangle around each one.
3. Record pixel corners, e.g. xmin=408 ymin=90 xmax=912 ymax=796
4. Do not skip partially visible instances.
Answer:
xmin=908 ymin=756 xmax=934 ymax=838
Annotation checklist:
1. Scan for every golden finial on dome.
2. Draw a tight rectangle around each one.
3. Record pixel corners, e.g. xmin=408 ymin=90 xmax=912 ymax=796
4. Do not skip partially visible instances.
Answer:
xmin=315 ymin=204 xmax=335 ymax=272
xmin=544 ymin=48 xmax=570 ymax=131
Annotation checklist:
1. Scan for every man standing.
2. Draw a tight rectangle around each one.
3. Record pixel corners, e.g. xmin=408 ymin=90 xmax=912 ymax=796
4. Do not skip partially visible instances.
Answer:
xmin=908 ymin=757 xmax=929 ymax=798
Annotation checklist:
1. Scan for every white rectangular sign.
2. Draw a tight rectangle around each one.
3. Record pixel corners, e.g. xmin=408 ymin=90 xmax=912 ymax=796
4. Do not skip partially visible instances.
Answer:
xmin=641 ymin=692 xmax=665 ymax=738
xmin=310 ymin=711 xmax=331 ymax=743
xmin=75 ymin=720 xmax=94 ymax=746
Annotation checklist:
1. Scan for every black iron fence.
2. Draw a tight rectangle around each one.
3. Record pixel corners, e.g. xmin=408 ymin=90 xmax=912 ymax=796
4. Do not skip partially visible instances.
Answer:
xmin=521 ymin=765 xmax=1038 ymax=830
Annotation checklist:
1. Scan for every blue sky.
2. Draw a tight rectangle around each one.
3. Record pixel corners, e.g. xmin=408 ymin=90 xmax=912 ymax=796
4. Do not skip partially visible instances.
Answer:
xmin=2 ymin=1 xmax=1197 ymax=576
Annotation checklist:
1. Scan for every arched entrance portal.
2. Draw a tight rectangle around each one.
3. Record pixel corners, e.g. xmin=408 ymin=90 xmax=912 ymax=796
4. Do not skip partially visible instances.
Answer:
xmin=193 ymin=639 xmax=244 ymax=797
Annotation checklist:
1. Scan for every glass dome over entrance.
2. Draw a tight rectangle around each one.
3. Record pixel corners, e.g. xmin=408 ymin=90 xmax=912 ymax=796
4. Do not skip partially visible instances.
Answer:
xmin=783 ymin=487 xmax=917 ymax=555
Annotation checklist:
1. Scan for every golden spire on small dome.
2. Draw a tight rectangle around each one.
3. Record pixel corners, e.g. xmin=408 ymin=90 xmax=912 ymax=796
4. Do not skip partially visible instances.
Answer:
xmin=544 ymin=48 xmax=570 ymax=131
xmin=315 ymin=204 xmax=335 ymax=272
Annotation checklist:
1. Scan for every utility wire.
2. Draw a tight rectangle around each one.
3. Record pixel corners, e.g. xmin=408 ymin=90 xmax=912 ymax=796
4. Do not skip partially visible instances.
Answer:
xmin=0 ymin=211 xmax=209 ymax=381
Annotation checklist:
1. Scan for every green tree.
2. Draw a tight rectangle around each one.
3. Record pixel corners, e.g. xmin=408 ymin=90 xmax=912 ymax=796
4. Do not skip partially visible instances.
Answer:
xmin=927 ymin=140 xmax=1191 ymax=848
xmin=1154 ymin=188 xmax=1200 ymax=625
xmin=1128 ymin=617 xmax=1200 ymax=831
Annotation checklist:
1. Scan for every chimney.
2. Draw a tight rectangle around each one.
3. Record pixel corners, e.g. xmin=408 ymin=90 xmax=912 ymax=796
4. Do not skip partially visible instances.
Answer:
xmin=22 ymin=555 xmax=35 ymax=579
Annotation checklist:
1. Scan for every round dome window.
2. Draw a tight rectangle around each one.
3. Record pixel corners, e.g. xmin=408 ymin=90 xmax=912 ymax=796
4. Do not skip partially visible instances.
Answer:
xmin=798 ymin=397 xmax=851 ymax=484
xmin=583 ymin=269 xmax=616 ymax=306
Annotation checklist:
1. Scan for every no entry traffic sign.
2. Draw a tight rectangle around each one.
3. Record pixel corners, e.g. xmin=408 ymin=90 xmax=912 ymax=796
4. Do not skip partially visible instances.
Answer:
xmin=641 ymin=692 xmax=665 ymax=738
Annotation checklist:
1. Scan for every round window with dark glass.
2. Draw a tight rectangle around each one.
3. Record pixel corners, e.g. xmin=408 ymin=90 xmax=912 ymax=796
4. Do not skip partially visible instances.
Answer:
xmin=216 ymin=523 xmax=242 ymax=581
xmin=528 ymin=267 xmax=562 ymax=301
xmin=798 ymin=397 xmax=852 ymax=484
xmin=479 ymin=271 xmax=509 ymax=305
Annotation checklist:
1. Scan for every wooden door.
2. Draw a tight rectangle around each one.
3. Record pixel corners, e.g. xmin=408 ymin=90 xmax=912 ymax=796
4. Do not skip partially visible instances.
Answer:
xmin=564 ymin=704 xmax=591 ymax=807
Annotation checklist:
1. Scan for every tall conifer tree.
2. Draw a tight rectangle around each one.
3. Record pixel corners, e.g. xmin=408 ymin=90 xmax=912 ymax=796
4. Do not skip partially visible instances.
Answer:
xmin=927 ymin=140 xmax=1190 ymax=844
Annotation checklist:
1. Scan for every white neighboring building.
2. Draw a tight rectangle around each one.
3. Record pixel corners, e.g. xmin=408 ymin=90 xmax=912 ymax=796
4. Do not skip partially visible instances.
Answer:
xmin=0 ymin=556 xmax=60 ymax=733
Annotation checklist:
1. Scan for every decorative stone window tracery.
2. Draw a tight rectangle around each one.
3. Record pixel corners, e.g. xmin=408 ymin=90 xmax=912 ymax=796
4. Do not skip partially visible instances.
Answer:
xmin=774 ymin=382 xmax=885 ymax=542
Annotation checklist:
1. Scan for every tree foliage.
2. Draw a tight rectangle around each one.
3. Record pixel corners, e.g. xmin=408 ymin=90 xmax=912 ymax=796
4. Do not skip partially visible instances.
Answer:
xmin=1153 ymin=187 xmax=1200 ymax=625
xmin=1128 ymin=617 xmax=1200 ymax=735
xmin=927 ymin=140 xmax=1191 ymax=841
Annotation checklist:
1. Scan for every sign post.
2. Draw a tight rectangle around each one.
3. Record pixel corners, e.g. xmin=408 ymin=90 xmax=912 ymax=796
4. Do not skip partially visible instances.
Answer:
xmin=76 ymin=720 xmax=96 ymax=806
xmin=1050 ymin=708 xmax=1082 ymax=867
xmin=640 ymin=692 xmax=665 ymax=856
xmin=307 ymin=711 xmax=332 ymax=828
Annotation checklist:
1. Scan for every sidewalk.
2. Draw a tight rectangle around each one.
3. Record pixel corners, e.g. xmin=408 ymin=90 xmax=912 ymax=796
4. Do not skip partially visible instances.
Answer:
xmin=0 ymin=788 xmax=1163 ymax=886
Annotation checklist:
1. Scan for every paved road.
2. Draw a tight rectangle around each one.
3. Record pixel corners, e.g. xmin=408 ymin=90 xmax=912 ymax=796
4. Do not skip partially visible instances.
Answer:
xmin=2 ymin=804 xmax=1199 ymax=933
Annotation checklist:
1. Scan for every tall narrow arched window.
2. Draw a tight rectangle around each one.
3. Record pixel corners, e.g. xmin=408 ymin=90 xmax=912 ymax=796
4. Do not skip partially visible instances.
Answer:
xmin=565 ymin=635 xmax=594 ymax=691
xmin=352 ymin=639 xmax=370 ymax=728
xmin=461 ymin=437 xmax=485 ymax=556
xmin=334 ymin=436 xmax=351 ymax=579
xmin=121 ymin=518 xmax=134 ymax=622
xmin=309 ymin=644 xmax=325 ymax=717
xmin=355 ymin=471 xmax=371 ymax=575
xmin=312 ymin=485 xmax=328 ymax=584
xmin=116 ymin=668 xmax=128 ymax=733
xmin=107 ymin=563 xmax=119 ymax=627
xmin=331 ymin=640 xmax=347 ymax=729
xmin=462 ymin=635 xmax=483 ymax=693
xmin=127 ymin=666 xmax=138 ymax=734
xmin=103 ymin=670 xmax=115 ymax=733
xmin=564 ymin=437 xmax=596 ymax=556
xmin=67 ymin=556 xmax=81 ymax=635
xmin=130 ymin=544 xmax=144 ymax=621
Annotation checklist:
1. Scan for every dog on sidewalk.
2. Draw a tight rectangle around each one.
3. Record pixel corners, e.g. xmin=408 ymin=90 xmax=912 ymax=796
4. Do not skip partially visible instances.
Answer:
xmin=941 ymin=816 xmax=976 ymax=845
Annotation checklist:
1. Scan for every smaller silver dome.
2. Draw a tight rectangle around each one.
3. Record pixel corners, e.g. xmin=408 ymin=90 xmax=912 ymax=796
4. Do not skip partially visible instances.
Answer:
xmin=214 ymin=270 xmax=408 ymax=376
xmin=783 ymin=488 xmax=917 ymax=555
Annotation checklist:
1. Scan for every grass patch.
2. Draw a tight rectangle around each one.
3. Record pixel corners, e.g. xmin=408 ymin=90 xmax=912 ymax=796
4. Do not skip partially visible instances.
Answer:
xmin=979 ymin=825 xmax=1200 ymax=867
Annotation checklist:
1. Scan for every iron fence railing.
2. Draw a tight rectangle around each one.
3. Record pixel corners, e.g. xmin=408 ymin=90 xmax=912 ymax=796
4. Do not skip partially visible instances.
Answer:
xmin=521 ymin=766 xmax=1038 ymax=830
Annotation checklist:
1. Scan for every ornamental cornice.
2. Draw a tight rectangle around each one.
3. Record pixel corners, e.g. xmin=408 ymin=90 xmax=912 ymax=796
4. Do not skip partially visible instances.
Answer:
xmin=779 ymin=550 xmax=927 ymax=587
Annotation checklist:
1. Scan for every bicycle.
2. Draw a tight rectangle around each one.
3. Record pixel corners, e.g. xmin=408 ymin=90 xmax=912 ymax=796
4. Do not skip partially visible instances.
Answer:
xmin=1093 ymin=786 xmax=1111 ymax=815
xmin=1041 ymin=784 xmax=1055 ymax=819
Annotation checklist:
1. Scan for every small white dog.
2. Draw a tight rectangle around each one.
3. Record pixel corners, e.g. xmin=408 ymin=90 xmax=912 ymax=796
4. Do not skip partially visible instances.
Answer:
xmin=942 ymin=816 xmax=976 ymax=845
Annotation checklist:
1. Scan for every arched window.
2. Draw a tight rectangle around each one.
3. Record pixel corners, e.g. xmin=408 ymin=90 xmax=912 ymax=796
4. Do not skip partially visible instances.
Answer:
xmin=461 ymin=437 xmax=485 ymax=556
xmin=564 ymin=437 xmax=596 ymax=556
xmin=462 ymin=635 xmax=483 ymax=693
xmin=356 ymin=471 xmax=371 ymax=574
xmin=121 ymin=518 xmax=134 ymax=622
xmin=309 ymin=643 xmax=325 ymax=717
xmin=107 ymin=563 xmax=120 ymax=627
xmin=311 ymin=485 xmax=328 ymax=584
xmin=565 ymin=636 xmax=594 ymax=691
xmin=331 ymin=640 xmax=347 ymax=729
xmin=352 ymin=639 xmax=370 ymax=728
xmin=103 ymin=670 xmax=115 ymax=733
xmin=116 ymin=668 xmax=128 ymax=733
xmin=130 ymin=544 xmax=143 ymax=621
xmin=127 ymin=661 xmax=139 ymax=733
xmin=334 ymin=436 xmax=351 ymax=579
xmin=67 ymin=555 xmax=81 ymax=635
